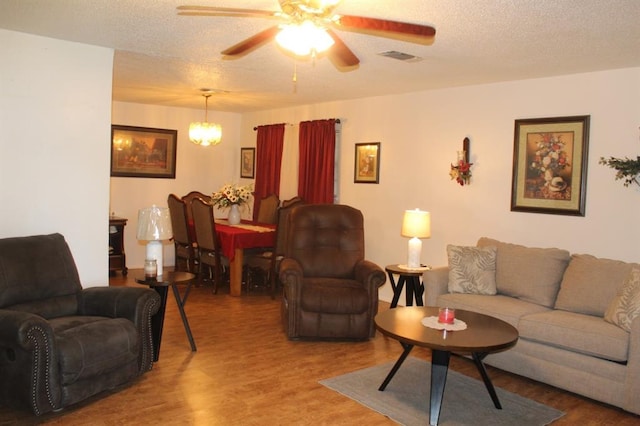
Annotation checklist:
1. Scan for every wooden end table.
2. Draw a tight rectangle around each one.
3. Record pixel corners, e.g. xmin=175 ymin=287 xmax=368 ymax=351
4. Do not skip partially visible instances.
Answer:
xmin=385 ymin=264 xmax=429 ymax=308
xmin=136 ymin=271 xmax=197 ymax=361
xmin=375 ymin=306 xmax=519 ymax=426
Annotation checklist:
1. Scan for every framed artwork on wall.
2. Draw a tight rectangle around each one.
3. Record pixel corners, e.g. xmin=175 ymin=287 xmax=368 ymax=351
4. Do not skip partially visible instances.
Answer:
xmin=110 ymin=125 xmax=177 ymax=178
xmin=511 ymin=115 xmax=590 ymax=216
xmin=240 ymin=147 xmax=255 ymax=178
xmin=354 ymin=142 xmax=381 ymax=183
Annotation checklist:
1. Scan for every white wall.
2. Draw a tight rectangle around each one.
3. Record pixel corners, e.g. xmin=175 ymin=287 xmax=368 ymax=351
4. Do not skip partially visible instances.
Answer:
xmin=0 ymin=29 xmax=113 ymax=287
xmin=241 ymin=68 xmax=640 ymax=302
xmin=110 ymin=102 xmax=243 ymax=269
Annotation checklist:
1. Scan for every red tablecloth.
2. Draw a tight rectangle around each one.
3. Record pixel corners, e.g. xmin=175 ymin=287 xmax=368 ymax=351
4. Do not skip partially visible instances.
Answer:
xmin=215 ymin=222 xmax=275 ymax=261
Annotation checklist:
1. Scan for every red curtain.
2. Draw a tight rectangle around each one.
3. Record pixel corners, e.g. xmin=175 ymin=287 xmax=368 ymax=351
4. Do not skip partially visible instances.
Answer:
xmin=298 ymin=119 xmax=336 ymax=204
xmin=253 ymin=124 xmax=285 ymax=220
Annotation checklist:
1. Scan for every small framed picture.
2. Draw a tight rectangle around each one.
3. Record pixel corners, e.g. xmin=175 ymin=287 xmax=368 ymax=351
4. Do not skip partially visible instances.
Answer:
xmin=240 ymin=147 xmax=255 ymax=178
xmin=111 ymin=125 xmax=177 ymax=178
xmin=354 ymin=142 xmax=381 ymax=184
xmin=511 ymin=115 xmax=590 ymax=216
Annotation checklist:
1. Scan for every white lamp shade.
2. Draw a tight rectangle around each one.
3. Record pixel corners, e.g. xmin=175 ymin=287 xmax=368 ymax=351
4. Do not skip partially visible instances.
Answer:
xmin=136 ymin=206 xmax=173 ymax=241
xmin=401 ymin=209 xmax=431 ymax=239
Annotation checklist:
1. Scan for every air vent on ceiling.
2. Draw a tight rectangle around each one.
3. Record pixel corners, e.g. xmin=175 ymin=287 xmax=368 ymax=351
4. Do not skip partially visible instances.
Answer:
xmin=378 ymin=50 xmax=423 ymax=62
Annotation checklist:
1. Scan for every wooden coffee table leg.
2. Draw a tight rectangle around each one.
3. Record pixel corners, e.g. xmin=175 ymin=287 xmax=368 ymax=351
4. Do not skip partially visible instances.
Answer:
xmin=472 ymin=352 xmax=502 ymax=409
xmin=378 ymin=343 xmax=414 ymax=391
xmin=430 ymin=350 xmax=451 ymax=426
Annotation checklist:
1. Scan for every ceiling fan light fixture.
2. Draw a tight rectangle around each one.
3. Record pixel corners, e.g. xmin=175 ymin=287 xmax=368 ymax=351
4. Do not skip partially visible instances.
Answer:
xmin=189 ymin=92 xmax=222 ymax=147
xmin=276 ymin=20 xmax=334 ymax=56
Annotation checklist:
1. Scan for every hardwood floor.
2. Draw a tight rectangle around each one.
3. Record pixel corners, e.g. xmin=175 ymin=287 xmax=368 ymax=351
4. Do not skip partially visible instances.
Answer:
xmin=1 ymin=270 xmax=639 ymax=425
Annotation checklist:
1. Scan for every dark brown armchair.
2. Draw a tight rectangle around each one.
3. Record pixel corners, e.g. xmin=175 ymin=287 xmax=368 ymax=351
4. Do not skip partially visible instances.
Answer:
xmin=279 ymin=204 xmax=385 ymax=340
xmin=0 ymin=233 xmax=160 ymax=415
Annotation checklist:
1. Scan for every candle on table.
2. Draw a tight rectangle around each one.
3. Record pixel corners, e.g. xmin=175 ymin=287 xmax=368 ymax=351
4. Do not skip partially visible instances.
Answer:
xmin=438 ymin=307 xmax=455 ymax=324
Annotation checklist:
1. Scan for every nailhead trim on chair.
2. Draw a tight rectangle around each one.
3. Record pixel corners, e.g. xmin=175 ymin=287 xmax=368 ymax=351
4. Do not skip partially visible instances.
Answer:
xmin=142 ymin=298 xmax=158 ymax=372
xmin=27 ymin=326 xmax=53 ymax=415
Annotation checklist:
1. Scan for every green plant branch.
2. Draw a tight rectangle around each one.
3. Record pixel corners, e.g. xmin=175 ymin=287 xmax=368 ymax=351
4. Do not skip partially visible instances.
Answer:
xmin=599 ymin=156 xmax=640 ymax=187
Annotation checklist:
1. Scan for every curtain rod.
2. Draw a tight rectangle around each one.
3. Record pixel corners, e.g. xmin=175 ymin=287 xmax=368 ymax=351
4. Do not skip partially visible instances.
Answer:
xmin=253 ymin=119 xmax=341 ymax=131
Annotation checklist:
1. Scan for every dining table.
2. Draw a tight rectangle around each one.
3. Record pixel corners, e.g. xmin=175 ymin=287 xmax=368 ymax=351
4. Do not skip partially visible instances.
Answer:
xmin=214 ymin=219 xmax=276 ymax=296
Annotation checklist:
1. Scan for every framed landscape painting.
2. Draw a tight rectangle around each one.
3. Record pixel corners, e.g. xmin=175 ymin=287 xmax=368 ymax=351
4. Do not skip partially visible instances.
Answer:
xmin=111 ymin=125 xmax=177 ymax=178
xmin=354 ymin=142 xmax=381 ymax=183
xmin=510 ymin=115 xmax=590 ymax=216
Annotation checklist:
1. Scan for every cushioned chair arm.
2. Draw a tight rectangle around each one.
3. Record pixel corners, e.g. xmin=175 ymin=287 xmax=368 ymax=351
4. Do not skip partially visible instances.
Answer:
xmin=279 ymin=258 xmax=304 ymax=287
xmin=78 ymin=287 xmax=160 ymax=321
xmin=423 ymin=266 xmax=449 ymax=306
xmin=0 ymin=309 xmax=61 ymax=415
xmin=354 ymin=260 xmax=386 ymax=292
xmin=0 ymin=309 xmax=54 ymax=350
xmin=78 ymin=287 xmax=161 ymax=373
xmin=625 ymin=317 xmax=640 ymax=413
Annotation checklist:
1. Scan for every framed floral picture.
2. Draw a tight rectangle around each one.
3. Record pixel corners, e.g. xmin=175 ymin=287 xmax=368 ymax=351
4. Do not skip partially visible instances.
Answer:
xmin=111 ymin=125 xmax=177 ymax=178
xmin=354 ymin=142 xmax=381 ymax=183
xmin=240 ymin=147 xmax=255 ymax=178
xmin=511 ymin=115 xmax=590 ymax=216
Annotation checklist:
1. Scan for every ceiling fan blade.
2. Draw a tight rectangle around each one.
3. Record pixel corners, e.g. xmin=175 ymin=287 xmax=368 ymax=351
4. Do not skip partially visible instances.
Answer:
xmin=177 ymin=6 xmax=279 ymax=18
xmin=326 ymin=29 xmax=359 ymax=70
xmin=334 ymin=15 xmax=436 ymax=44
xmin=221 ymin=26 xmax=281 ymax=57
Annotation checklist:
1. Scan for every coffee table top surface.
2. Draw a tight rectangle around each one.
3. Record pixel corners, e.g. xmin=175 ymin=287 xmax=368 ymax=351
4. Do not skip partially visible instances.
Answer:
xmin=375 ymin=306 xmax=518 ymax=353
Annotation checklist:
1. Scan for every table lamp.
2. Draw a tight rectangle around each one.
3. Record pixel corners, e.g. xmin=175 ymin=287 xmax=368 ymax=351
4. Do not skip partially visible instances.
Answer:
xmin=400 ymin=208 xmax=431 ymax=269
xmin=137 ymin=205 xmax=173 ymax=277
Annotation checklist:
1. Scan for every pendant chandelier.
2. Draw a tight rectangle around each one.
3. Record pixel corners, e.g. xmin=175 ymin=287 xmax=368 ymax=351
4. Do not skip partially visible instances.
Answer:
xmin=189 ymin=91 xmax=222 ymax=147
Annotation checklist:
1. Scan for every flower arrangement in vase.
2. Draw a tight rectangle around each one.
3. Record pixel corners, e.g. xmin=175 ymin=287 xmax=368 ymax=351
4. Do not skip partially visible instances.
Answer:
xmin=211 ymin=183 xmax=253 ymax=224
xmin=528 ymin=133 xmax=570 ymax=189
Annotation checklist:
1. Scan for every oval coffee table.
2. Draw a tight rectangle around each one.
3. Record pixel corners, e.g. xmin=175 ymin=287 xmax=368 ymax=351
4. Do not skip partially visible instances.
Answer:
xmin=375 ymin=306 xmax=519 ymax=426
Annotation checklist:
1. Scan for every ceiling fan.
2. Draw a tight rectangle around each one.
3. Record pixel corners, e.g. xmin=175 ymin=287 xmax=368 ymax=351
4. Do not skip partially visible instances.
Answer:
xmin=177 ymin=0 xmax=436 ymax=70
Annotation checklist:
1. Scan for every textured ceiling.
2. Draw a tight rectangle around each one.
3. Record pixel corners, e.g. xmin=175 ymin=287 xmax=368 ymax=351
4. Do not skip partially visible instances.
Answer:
xmin=1 ymin=0 xmax=639 ymax=112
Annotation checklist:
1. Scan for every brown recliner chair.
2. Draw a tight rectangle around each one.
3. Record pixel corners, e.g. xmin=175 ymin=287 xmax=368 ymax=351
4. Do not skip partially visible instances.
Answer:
xmin=279 ymin=204 xmax=385 ymax=340
xmin=0 ymin=233 xmax=160 ymax=415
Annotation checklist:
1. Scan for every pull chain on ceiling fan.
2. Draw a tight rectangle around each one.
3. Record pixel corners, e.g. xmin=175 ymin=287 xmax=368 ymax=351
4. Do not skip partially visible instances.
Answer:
xmin=177 ymin=0 xmax=436 ymax=71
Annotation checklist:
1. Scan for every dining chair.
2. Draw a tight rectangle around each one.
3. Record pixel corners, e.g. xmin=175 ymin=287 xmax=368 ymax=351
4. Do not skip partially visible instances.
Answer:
xmin=256 ymin=193 xmax=280 ymax=224
xmin=191 ymin=197 xmax=227 ymax=293
xmin=182 ymin=191 xmax=211 ymax=239
xmin=167 ymin=194 xmax=198 ymax=273
xmin=281 ymin=196 xmax=303 ymax=208
xmin=246 ymin=200 xmax=305 ymax=298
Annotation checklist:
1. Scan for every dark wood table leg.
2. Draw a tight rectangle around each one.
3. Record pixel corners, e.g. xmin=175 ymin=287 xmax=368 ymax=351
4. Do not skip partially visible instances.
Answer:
xmin=171 ymin=283 xmax=197 ymax=352
xmin=472 ymin=352 xmax=502 ymax=409
xmin=387 ymin=270 xmax=404 ymax=308
xmin=378 ymin=343 xmax=414 ymax=391
xmin=410 ymin=276 xmax=424 ymax=306
xmin=430 ymin=350 xmax=451 ymax=426
xmin=150 ymin=286 xmax=169 ymax=362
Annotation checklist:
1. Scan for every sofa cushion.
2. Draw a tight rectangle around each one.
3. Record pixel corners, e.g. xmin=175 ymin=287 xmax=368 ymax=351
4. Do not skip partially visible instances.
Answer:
xmin=555 ymin=254 xmax=635 ymax=316
xmin=436 ymin=293 xmax=550 ymax=328
xmin=518 ymin=310 xmax=629 ymax=362
xmin=604 ymin=266 xmax=640 ymax=332
xmin=446 ymin=245 xmax=497 ymax=295
xmin=477 ymin=237 xmax=570 ymax=308
xmin=51 ymin=316 xmax=139 ymax=386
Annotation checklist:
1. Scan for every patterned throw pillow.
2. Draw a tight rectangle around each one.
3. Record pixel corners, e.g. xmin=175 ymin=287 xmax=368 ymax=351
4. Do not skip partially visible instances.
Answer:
xmin=604 ymin=267 xmax=640 ymax=332
xmin=447 ymin=245 xmax=497 ymax=295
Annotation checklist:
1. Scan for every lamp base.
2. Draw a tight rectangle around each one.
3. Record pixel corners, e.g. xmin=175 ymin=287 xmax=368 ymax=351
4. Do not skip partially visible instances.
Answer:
xmin=146 ymin=240 xmax=164 ymax=277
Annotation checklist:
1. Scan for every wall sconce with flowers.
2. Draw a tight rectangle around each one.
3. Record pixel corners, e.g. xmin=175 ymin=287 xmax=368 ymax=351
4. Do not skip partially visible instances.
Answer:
xmin=450 ymin=137 xmax=473 ymax=186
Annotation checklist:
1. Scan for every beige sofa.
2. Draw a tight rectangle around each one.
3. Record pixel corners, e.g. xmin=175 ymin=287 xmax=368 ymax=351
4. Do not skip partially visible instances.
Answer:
xmin=424 ymin=237 xmax=640 ymax=415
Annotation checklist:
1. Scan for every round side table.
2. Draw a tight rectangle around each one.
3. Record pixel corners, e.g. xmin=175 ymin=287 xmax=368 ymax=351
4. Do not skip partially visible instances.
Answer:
xmin=136 ymin=271 xmax=197 ymax=361
xmin=385 ymin=264 xmax=430 ymax=308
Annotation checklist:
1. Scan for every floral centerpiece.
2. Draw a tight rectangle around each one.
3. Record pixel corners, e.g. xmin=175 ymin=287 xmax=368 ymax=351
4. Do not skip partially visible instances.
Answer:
xmin=211 ymin=183 xmax=254 ymax=208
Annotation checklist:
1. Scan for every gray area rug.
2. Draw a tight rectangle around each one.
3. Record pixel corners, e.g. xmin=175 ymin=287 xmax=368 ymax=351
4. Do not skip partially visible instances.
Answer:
xmin=320 ymin=357 xmax=564 ymax=426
